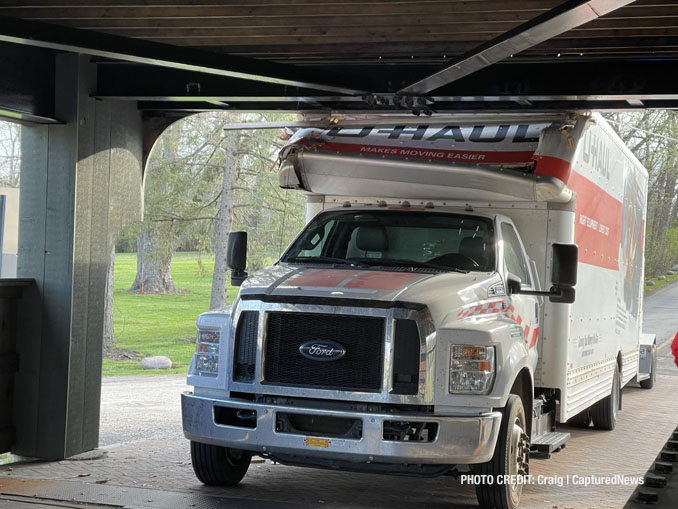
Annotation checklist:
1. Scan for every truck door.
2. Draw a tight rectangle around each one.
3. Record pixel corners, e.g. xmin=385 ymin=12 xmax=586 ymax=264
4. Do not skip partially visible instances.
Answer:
xmin=500 ymin=222 xmax=540 ymax=351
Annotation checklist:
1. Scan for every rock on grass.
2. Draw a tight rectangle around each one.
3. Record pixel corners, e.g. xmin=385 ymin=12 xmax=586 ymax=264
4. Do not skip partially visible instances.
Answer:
xmin=141 ymin=356 xmax=172 ymax=370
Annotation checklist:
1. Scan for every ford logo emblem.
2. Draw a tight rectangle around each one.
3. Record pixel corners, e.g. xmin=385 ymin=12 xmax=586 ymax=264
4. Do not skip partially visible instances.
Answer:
xmin=299 ymin=341 xmax=347 ymax=361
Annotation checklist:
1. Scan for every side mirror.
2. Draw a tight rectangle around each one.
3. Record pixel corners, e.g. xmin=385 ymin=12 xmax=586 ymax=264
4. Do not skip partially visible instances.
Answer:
xmin=227 ymin=231 xmax=248 ymax=286
xmin=506 ymin=272 xmax=522 ymax=295
xmin=505 ymin=244 xmax=577 ymax=304
xmin=549 ymin=287 xmax=575 ymax=304
xmin=551 ymin=243 xmax=578 ymax=288
xmin=548 ymin=243 xmax=577 ymax=303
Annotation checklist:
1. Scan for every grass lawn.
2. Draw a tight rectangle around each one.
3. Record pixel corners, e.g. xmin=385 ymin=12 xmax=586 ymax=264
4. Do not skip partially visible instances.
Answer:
xmin=645 ymin=270 xmax=678 ymax=295
xmin=105 ymin=251 xmax=674 ymax=376
xmin=103 ymin=251 xmax=231 ymax=376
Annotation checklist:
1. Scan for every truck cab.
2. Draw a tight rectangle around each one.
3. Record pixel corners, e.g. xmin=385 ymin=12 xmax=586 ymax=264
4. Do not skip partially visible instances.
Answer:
xmin=183 ymin=204 xmax=574 ymax=508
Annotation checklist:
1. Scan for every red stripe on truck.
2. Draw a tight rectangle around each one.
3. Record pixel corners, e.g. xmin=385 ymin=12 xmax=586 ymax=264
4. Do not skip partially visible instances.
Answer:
xmin=287 ymin=269 xmax=359 ymax=287
xmin=568 ymin=171 xmax=622 ymax=271
xmin=287 ymin=269 xmax=424 ymax=291
xmin=316 ymin=141 xmax=535 ymax=164
xmin=532 ymin=155 xmax=572 ymax=183
xmin=344 ymin=271 xmax=423 ymax=290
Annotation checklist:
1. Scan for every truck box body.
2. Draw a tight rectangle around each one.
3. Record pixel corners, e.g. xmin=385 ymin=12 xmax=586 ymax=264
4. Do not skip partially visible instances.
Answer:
xmin=538 ymin=117 xmax=648 ymax=419
xmin=182 ymin=112 xmax=651 ymax=507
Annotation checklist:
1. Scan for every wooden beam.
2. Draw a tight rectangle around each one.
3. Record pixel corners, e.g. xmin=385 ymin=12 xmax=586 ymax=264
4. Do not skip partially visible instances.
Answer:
xmin=18 ymin=4 xmax=673 ymax=31
xmin=113 ymin=26 xmax=678 ymax=47
xmin=72 ymin=25 xmax=515 ymax=41
xmin=35 ymin=14 xmax=539 ymax=30
xmin=0 ymin=0 xmax=546 ymax=5
xmin=46 ymin=14 xmax=678 ymax=37
xmin=0 ymin=1 xmax=559 ymax=20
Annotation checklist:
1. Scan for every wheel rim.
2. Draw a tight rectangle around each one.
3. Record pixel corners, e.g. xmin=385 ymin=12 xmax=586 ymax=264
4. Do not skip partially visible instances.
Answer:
xmin=509 ymin=416 xmax=529 ymax=505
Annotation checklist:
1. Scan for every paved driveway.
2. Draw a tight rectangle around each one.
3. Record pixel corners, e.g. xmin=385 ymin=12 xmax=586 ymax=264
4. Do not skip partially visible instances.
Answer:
xmin=2 ymin=283 xmax=678 ymax=508
xmin=4 ymin=372 xmax=677 ymax=508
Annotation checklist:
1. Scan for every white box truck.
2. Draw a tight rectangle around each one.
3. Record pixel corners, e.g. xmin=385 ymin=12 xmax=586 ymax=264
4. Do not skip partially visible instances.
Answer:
xmin=181 ymin=112 xmax=656 ymax=508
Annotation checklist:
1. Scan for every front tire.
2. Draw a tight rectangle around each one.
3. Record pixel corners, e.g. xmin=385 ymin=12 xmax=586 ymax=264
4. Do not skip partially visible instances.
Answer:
xmin=190 ymin=441 xmax=252 ymax=486
xmin=475 ymin=394 xmax=529 ymax=509
xmin=591 ymin=368 xmax=620 ymax=430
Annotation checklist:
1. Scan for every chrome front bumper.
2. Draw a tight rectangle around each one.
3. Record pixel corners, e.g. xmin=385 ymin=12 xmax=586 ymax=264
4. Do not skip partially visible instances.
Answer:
xmin=182 ymin=392 xmax=502 ymax=464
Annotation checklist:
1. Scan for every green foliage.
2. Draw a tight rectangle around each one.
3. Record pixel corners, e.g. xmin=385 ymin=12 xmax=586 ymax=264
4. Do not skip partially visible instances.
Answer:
xmin=232 ymin=128 xmax=306 ymax=270
xmin=103 ymin=252 xmax=224 ymax=376
xmin=666 ymin=227 xmax=678 ymax=253
xmin=120 ymin=112 xmax=305 ymax=271
xmin=133 ymin=114 xmax=228 ymax=263
xmin=0 ymin=120 xmax=20 ymax=188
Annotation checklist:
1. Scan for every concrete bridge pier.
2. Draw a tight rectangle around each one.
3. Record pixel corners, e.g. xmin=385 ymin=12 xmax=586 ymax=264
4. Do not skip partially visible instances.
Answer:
xmin=11 ymin=53 xmax=143 ymax=460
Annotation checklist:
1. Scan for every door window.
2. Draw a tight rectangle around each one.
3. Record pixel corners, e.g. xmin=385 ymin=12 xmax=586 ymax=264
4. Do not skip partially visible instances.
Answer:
xmin=501 ymin=223 xmax=531 ymax=286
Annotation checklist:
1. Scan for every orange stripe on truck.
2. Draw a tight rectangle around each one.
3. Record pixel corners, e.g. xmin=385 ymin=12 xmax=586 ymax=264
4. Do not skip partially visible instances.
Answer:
xmin=529 ymin=327 xmax=540 ymax=349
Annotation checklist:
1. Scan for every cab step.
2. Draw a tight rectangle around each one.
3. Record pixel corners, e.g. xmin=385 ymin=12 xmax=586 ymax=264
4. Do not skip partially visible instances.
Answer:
xmin=530 ymin=431 xmax=570 ymax=459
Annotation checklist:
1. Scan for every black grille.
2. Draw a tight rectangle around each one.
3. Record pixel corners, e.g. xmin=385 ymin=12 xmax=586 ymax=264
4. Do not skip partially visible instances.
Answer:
xmin=391 ymin=319 xmax=421 ymax=395
xmin=233 ymin=311 xmax=258 ymax=382
xmin=264 ymin=312 xmax=384 ymax=390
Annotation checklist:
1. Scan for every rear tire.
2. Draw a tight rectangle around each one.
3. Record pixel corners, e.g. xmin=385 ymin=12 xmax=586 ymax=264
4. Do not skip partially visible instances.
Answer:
xmin=566 ymin=410 xmax=591 ymax=428
xmin=640 ymin=347 xmax=656 ymax=389
xmin=475 ymin=394 xmax=529 ymax=509
xmin=190 ymin=441 xmax=252 ymax=486
xmin=591 ymin=368 xmax=620 ymax=431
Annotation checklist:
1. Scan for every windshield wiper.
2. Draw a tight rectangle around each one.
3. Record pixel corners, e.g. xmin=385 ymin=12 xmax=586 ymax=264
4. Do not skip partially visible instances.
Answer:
xmin=361 ymin=258 xmax=469 ymax=273
xmin=286 ymin=256 xmax=369 ymax=268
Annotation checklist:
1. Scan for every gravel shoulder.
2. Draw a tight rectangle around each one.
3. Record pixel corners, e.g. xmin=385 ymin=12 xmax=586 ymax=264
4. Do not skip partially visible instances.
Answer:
xmin=99 ymin=374 xmax=189 ymax=447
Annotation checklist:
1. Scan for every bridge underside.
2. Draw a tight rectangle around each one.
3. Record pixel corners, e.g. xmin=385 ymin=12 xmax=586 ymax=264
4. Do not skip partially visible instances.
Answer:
xmin=1 ymin=0 xmax=677 ymax=460
xmin=2 ymin=0 xmax=678 ymax=123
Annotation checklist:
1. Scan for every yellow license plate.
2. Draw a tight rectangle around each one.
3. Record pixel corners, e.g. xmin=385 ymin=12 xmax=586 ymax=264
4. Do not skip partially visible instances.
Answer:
xmin=305 ymin=437 xmax=330 ymax=448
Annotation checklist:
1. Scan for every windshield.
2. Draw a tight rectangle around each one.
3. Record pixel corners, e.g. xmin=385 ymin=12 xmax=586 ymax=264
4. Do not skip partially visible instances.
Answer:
xmin=282 ymin=210 xmax=495 ymax=272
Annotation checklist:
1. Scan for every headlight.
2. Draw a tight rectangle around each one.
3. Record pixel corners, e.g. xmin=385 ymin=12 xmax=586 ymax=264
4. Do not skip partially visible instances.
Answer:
xmin=449 ymin=345 xmax=495 ymax=394
xmin=195 ymin=328 xmax=220 ymax=376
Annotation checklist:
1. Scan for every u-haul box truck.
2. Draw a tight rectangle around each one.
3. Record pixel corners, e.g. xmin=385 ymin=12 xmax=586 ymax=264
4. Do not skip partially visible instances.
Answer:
xmin=181 ymin=113 xmax=656 ymax=509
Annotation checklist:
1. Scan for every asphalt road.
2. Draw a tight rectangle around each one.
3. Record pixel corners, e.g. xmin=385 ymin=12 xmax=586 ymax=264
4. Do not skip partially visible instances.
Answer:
xmin=642 ymin=282 xmax=678 ymax=377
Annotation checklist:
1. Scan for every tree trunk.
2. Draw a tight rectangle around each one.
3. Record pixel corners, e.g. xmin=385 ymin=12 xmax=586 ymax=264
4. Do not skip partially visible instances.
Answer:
xmin=210 ymin=131 xmax=241 ymax=310
xmin=129 ymin=230 xmax=177 ymax=294
xmin=103 ymin=245 xmax=116 ymax=351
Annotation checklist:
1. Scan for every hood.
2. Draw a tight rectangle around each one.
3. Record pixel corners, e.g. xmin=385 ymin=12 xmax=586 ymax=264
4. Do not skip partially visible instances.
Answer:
xmin=238 ymin=264 xmax=507 ymax=326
